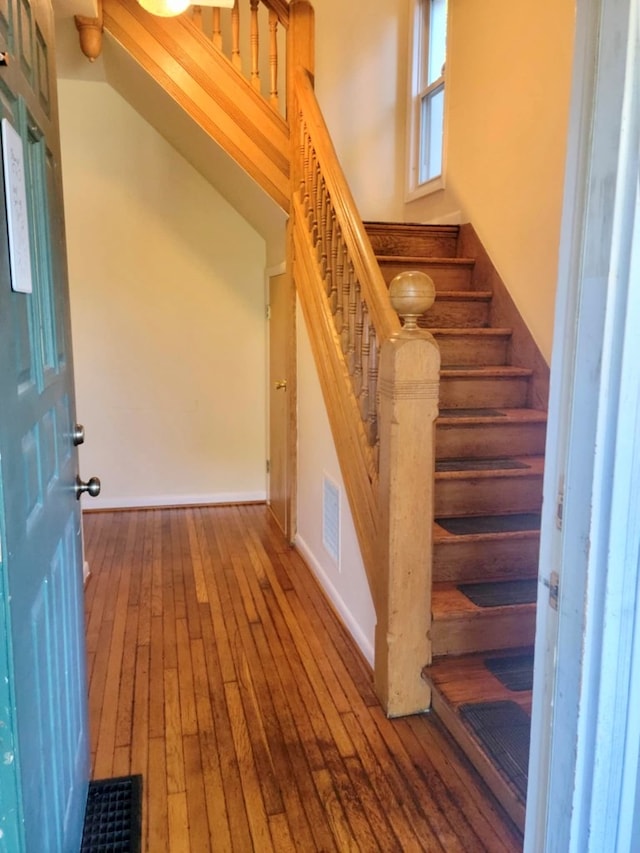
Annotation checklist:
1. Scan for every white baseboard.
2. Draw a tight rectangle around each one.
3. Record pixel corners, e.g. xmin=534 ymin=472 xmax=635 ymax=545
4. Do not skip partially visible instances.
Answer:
xmin=295 ymin=534 xmax=374 ymax=667
xmin=82 ymin=491 xmax=267 ymax=511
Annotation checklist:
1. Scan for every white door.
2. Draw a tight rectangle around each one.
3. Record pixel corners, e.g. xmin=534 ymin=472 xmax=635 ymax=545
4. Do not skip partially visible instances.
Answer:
xmin=525 ymin=0 xmax=640 ymax=848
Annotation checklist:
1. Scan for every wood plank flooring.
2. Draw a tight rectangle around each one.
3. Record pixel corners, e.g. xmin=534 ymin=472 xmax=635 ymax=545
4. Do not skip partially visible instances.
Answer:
xmin=83 ymin=504 xmax=522 ymax=851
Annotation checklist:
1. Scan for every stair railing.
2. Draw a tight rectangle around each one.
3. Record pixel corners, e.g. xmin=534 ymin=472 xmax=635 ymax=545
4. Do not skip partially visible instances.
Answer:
xmin=289 ymin=0 xmax=441 ymax=717
xmin=189 ymin=0 xmax=288 ymax=115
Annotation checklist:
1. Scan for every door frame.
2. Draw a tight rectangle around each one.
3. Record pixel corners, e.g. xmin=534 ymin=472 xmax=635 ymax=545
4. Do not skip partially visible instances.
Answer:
xmin=266 ymin=262 xmax=297 ymax=542
xmin=525 ymin=0 xmax=640 ymax=847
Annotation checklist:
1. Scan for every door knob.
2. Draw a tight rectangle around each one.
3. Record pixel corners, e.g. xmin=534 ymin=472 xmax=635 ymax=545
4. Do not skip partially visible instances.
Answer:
xmin=75 ymin=475 xmax=101 ymax=500
xmin=72 ymin=424 xmax=85 ymax=446
xmin=274 ymin=379 xmax=287 ymax=391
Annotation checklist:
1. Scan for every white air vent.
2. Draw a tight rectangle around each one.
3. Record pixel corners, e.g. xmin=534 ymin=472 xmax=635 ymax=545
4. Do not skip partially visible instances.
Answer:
xmin=322 ymin=474 xmax=340 ymax=568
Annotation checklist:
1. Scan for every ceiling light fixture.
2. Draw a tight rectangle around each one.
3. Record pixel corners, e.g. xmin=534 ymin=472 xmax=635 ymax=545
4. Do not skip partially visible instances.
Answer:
xmin=138 ymin=0 xmax=235 ymax=17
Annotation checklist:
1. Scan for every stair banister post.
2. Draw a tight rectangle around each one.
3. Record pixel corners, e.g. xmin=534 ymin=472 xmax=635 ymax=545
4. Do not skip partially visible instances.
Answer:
xmin=287 ymin=0 xmax=314 ymax=194
xmin=375 ymin=271 xmax=440 ymax=717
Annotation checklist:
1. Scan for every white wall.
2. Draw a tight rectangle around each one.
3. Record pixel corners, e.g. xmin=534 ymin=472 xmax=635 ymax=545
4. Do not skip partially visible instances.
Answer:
xmin=296 ymin=306 xmax=376 ymax=664
xmin=59 ymin=78 xmax=267 ymax=508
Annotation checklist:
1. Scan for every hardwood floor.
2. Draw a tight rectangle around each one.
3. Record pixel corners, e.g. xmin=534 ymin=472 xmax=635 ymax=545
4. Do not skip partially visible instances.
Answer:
xmin=83 ymin=504 xmax=522 ymax=852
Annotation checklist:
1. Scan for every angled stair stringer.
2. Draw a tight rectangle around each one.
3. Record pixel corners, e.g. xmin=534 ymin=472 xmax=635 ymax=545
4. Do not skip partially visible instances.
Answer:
xmin=101 ymin=0 xmax=290 ymax=211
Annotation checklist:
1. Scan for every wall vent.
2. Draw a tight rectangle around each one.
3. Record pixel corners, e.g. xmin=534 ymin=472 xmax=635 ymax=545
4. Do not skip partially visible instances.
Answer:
xmin=322 ymin=474 xmax=340 ymax=568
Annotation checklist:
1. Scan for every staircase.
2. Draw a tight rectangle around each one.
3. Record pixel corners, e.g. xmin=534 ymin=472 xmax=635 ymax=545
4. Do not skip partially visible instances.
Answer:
xmin=366 ymin=220 xmax=547 ymax=832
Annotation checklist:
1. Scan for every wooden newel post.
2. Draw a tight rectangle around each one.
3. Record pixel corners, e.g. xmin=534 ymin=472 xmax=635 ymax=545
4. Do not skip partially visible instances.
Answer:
xmin=287 ymin=0 xmax=315 ymax=116
xmin=375 ymin=271 xmax=440 ymax=717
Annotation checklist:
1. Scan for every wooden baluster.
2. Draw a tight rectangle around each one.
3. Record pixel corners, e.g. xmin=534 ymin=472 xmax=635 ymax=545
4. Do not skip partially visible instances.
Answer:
xmin=347 ymin=266 xmax=358 ymax=373
xmin=268 ymin=9 xmax=279 ymax=108
xmin=340 ymin=249 xmax=350 ymax=354
xmin=328 ymin=210 xmax=338 ymax=314
xmin=232 ymin=0 xmax=242 ymax=70
xmin=313 ymin=162 xmax=323 ymax=249
xmin=360 ymin=311 xmax=371 ymax=421
xmin=366 ymin=327 xmax=378 ymax=446
xmin=250 ymin=0 xmax=260 ymax=91
xmin=333 ymin=226 xmax=344 ymax=333
xmin=191 ymin=4 xmax=203 ymax=29
xmin=301 ymin=128 xmax=310 ymax=214
xmin=353 ymin=296 xmax=364 ymax=397
xmin=307 ymin=145 xmax=316 ymax=228
xmin=212 ymin=8 xmax=222 ymax=49
xmin=319 ymin=180 xmax=329 ymax=282
xmin=310 ymin=159 xmax=320 ymax=245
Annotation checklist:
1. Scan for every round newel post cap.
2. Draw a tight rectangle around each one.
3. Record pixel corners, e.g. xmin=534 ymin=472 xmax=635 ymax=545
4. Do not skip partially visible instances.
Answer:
xmin=389 ymin=271 xmax=435 ymax=331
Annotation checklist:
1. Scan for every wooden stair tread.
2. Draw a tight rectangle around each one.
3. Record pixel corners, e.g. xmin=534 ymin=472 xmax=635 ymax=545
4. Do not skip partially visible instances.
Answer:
xmin=432 ymin=582 xmax=537 ymax=619
xmin=429 ymin=327 xmax=512 ymax=337
xmin=364 ymin=221 xmax=459 ymax=258
xmin=364 ymin=221 xmax=459 ymax=233
xmin=431 ymin=584 xmax=536 ymax=656
xmin=437 ymin=407 xmax=547 ymax=425
xmin=424 ymin=653 xmax=533 ymax=831
xmin=427 ymin=649 xmax=533 ymax=711
xmin=432 ymin=290 xmax=492 ymax=301
xmin=440 ymin=365 xmax=532 ymax=376
xmin=435 ymin=454 xmax=544 ymax=480
xmin=377 ymin=254 xmax=475 ymax=266
xmin=433 ymin=513 xmax=540 ymax=544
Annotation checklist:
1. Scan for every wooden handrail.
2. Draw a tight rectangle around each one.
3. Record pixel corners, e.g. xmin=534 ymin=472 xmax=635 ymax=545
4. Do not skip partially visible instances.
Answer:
xmin=261 ymin=0 xmax=289 ymax=27
xmin=294 ymin=67 xmax=400 ymax=343
xmin=289 ymin=36 xmax=439 ymax=716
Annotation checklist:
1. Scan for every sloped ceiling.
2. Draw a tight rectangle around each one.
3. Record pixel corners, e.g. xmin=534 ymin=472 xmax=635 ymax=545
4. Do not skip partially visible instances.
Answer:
xmin=54 ymin=9 xmax=286 ymax=252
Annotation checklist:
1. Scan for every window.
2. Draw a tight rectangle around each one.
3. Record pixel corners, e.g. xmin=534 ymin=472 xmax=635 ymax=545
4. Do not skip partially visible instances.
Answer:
xmin=408 ymin=0 xmax=448 ymax=198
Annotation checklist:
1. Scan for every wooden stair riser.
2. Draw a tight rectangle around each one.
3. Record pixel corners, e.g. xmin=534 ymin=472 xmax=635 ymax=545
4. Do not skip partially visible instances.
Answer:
xmin=440 ymin=372 xmax=531 ymax=409
xmin=365 ymin=222 xmax=459 ymax=257
xmin=435 ymin=473 xmax=543 ymax=517
xmin=432 ymin=532 xmax=540 ymax=583
xmin=433 ymin=331 xmax=511 ymax=367
xmin=422 ymin=294 xmax=491 ymax=329
xmin=431 ymin=607 xmax=536 ymax=656
xmin=436 ymin=420 xmax=547 ymax=460
xmin=379 ymin=258 xmax=475 ymax=291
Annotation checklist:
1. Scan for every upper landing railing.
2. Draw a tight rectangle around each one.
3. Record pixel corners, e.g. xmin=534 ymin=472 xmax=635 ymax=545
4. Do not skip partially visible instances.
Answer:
xmin=188 ymin=0 xmax=289 ymax=115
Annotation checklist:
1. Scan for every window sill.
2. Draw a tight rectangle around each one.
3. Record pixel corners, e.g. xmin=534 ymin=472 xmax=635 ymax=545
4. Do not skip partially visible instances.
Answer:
xmin=405 ymin=173 xmax=445 ymax=203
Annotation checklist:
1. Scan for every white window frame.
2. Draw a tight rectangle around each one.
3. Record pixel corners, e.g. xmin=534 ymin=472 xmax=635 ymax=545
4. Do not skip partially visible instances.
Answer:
xmin=406 ymin=0 xmax=448 ymax=201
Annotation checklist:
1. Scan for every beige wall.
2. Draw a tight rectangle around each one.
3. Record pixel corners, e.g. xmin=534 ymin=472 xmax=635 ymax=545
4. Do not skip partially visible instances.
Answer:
xmin=59 ymin=78 xmax=267 ymax=508
xmin=315 ymin=0 xmax=410 ymax=222
xmin=406 ymin=0 xmax=576 ymax=359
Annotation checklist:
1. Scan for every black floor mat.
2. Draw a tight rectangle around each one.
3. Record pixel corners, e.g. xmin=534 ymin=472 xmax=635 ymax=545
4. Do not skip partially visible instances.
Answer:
xmin=458 ymin=579 xmax=538 ymax=607
xmin=81 ymin=775 xmax=142 ymax=852
xmin=436 ymin=458 xmax=530 ymax=472
xmin=460 ymin=701 xmax=531 ymax=800
xmin=485 ymin=653 xmax=535 ymax=692
xmin=437 ymin=513 xmax=541 ymax=536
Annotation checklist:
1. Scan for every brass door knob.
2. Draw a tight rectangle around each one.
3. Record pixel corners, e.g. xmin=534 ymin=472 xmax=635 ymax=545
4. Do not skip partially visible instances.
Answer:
xmin=274 ymin=380 xmax=287 ymax=391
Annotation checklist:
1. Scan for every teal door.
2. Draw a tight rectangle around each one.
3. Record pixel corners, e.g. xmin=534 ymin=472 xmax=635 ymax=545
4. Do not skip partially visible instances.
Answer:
xmin=0 ymin=0 xmax=92 ymax=849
